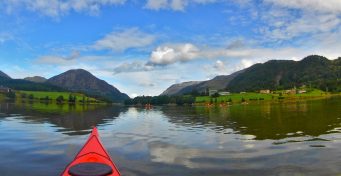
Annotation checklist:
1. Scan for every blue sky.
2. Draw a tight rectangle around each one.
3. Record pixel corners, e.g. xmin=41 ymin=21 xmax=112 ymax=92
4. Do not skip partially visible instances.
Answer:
xmin=0 ymin=0 xmax=341 ymax=97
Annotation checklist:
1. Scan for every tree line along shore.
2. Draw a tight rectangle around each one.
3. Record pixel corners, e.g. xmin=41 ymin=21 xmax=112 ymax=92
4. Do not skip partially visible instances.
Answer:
xmin=0 ymin=90 xmax=104 ymax=104
xmin=125 ymin=88 xmax=340 ymax=106
xmin=1 ymin=88 xmax=340 ymax=107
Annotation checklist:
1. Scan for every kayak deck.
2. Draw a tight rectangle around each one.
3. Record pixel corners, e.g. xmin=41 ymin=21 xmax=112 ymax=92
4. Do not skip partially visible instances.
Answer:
xmin=61 ymin=127 xmax=120 ymax=176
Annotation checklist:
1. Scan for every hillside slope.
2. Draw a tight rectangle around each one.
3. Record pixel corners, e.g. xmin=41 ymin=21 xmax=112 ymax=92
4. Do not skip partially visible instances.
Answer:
xmin=227 ymin=55 xmax=341 ymax=92
xmin=47 ymin=69 xmax=129 ymax=102
xmin=161 ymin=70 xmax=243 ymax=96
xmin=0 ymin=71 xmax=11 ymax=79
xmin=161 ymin=81 xmax=203 ymax=96
xmin=24 ymin=76 xmax=47 ymax=83
xmin=0 ymin=71 xmax=64 ymax=91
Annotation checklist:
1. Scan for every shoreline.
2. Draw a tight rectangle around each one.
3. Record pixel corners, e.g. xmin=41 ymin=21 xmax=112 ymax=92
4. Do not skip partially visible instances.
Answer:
xmin=125 ymin=94 xmax=341 ymax=108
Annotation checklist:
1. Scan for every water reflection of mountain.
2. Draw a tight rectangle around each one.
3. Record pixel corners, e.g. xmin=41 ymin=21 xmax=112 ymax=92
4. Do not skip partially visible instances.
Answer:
xmin=0 ymin=102 xmax=128 ymax=135
xmin=160 ymin=98 xmax=341 ymax=140
xmin=159 ymin=106 xmax=233 ymax=130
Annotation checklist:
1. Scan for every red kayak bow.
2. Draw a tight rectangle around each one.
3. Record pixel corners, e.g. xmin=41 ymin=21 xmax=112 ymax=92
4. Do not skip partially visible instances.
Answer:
xmin=61 ymin=127 xmax=120 ymax=176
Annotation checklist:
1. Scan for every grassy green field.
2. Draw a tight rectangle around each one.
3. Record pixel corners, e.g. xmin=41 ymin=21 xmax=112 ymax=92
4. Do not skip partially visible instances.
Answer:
xmin=16 ymin=90 xmax=99 ymax=102
xmin=0 ymin=93 xmax=5 ymax=100
xmin=14 ymin=101 xmax=105 ymax=114
xmin=290 ymin=89 xmax=325 ymax=97
xmin=196 ymin=92 xmax=273 ymax=103
xmin=195 ymin=89 xmax=328 ymax=104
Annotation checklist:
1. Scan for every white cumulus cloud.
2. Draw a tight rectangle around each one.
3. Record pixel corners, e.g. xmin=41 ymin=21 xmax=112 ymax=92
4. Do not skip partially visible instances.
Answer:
xmin=240 ymin=59 xmax=253 ymax=68
xmin=113 ymin=61 xmax=154 ymax=74
xmin=149 ymin=43 xmax=199 ymax=65
xmin=213 ymin=60 xmax=225 ymax=71
xmin=145 ymin=0 xmax=168 ymax=10
xmin=1 ymin=0 xmax=126 ymax=17
xmin=35 ymin=51 xmax=81 ymax=65
xmin=146 ymin=41 xmax=314 ymax=67
xmin=264 ymin=0 xmax=341 ymax=14
xmin=255 ymin=0 xmax=341 ymax=42
xmin=144 ymin=0 xmax=218 ymax=11
xmin=93 ymin=28 xmax=156 ymax=52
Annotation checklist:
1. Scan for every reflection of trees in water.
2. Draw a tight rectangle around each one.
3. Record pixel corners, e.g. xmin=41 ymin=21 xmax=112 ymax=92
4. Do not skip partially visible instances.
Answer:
xmin=160 ymin=98 xmax=341 ymax=140
xmin=49 ymin=106 xmax=127 ymax=135
xmin=229 ymin=99 xmax=341 ymax=140
xmin=1 ymin=98 xmax=341 ymax=139
xmin=0 ymin=102 xmax=128 ymax=135
xmin=159 ymin=106 xmax=234 ymax=131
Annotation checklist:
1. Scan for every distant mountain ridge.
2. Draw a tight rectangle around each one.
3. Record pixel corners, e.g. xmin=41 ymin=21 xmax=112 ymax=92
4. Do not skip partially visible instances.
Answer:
xmin=161 ymin=81 xmax=202 ymax=96
xmin=0 ymin=71 xmax=11 ymax=79
xmin=161 ymin=70 xmax=243 ymax=96
xmin=3 ymin=55 xmax=340 ymax=101
xmin=194 ymin=70 xmax=244 ymax=92
xmin=47 ymin=69 xmax=129 ymax=102
xmin=0 ymin=69 xmax=129 ymax=102
xmin=227 ymin=55 xmax=341 ymax=92
xmin=0 ymin=71 xmax=64 ymax=92
xmin=161 ymin=55 xmax=341 ymax=95
xmin=24 ymin=76 xmax=47 ymax=83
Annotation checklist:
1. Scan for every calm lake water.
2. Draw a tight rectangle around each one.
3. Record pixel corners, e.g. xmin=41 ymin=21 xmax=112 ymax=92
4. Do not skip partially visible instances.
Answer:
xmin=0 ymin=98 xmax=341 ymax=176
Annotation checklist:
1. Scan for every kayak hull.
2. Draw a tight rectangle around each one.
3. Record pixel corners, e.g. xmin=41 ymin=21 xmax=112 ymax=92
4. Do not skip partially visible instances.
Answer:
xmin=61 ymin=127 xmax=120 ymax=176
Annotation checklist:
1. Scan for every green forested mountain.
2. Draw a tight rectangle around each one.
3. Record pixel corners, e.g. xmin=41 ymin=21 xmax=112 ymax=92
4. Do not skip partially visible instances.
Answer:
xmin=161 ymin=70 xmax=244 ymax=96
xmin=0 ymin=71 xmax=11 ymax=79
xmin=160 ymin=81 xmax=203 ymax=96
xmin=227 ymin=55 xmax=341 ymax=92
xmin=0 ymin=76 xmax=64 ymax=92
xmin=0 ymin=69 xmax=129 ymax=102
xmin=47 ymin=69 xmax=129 ymax=102
xmin=24 ymin=76 xmax=47 ymax=83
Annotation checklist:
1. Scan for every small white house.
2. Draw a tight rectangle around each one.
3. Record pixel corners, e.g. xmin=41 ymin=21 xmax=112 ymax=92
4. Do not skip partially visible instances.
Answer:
xmin=219 ymin=91 xmax=230 ymax=96
xmin=259 ymin=90 xmax=270 ymax=94
xmin=0 ymin=86 xmax=10 ymax=93
xmin=209 ymin=89 xmax=218 ymax=96
xmin=298 ymin=90 xmax=307 ymax=94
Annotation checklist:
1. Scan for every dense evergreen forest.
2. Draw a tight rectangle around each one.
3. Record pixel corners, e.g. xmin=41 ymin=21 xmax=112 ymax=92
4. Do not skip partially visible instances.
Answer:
xmin=124 ymin=95 xmax=196 ymax=106
xmin=0 ymin=78 xmax=65 ymax=92
xmin=227 ymin=55 xmax=341 ymax=92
